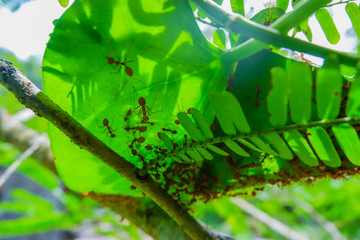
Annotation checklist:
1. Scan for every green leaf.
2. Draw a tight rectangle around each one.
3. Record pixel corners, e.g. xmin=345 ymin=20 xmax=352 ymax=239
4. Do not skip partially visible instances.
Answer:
xmin=316 ymin=60 xmax=342 ymax=119
xmin=191 ymin=108 xmax=214 ymax=139
xmin=288 ymin=61 xmax=312 ymax=124
xmin=346 ymin=73 xmax=360 ymax=116
xmin=251 ymin=7 xmax=285 ymax=26
xmin=178 ymin=153 xmax=192 ymax=162
xmin=0 ymin=215 xmax=72 ymax=236
xmin=223 ymin=91 xmax=251 ymax=133
xmin=58 ymin=0 xmax=69 ymax=7
xmin=346 ymin=2 xmax=360 ymax=40
xmin=186 ymin=149 xmax=204 ymax=162
xmin=229 ymin=32 xmax=240 ymax=48
xmin=268 ymin=66 xmax=288 ymax=126
xmin=42 ymin=0 xmax=227 ymax=195
xmin=332 ymin=124 xmax=360 ymax=166
xmin=10 ymin=189 xmax=53 ymax=214
xmin=277 ymin=0 xmax=289 ymax=11
xmin=231 ymin=0 xmax=245 ymax=16
xmin=237 ymin=139 xmax=262 ymax=152
xmin=284 ymin=130 xmax=319 ymax=167
xmin=315 ymin=9 xmax=340 ymax=45
xmin=224 ymin=140 xmax=250 ymax=157
xmin=161 ymin=133 xmax=174 ymax=151
xmin=263 ymin=133 xmax=293 ymax=160
xmin=248 ymin=137 xmax=278 ymax=156
xmin=0 ymin=201 xmax=30 ymax=214
xmin=196 ymin=147 xmax=214 ymax=160
xmin=293 ymin=19 xmax=312 ymax=42
xmin=213 ymin=29 xmax=226 ymax=50
xmin=209 ymin=92 xmax=236 ymax=135
xmin=177 ymin=112 xmax=203 ymax=142
xmin=307 ymin=127 xmax=341 ymax=167
xmin=207 ymin=145 xmax=229 ymax=156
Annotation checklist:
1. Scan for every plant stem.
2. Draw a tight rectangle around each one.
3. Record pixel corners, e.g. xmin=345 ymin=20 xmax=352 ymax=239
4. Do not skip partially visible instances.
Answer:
xmin=327 ymin=0 xmax=356 ymax=7
xmin=0 ymin=59 xmax=215 ymax=240
xmin=191 ymin=0 xmax=360 ymax=66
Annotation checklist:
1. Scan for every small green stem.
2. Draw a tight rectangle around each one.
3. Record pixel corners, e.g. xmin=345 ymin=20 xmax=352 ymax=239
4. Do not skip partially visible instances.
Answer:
xmin=191 ymin=0 xmax=360 ymax=66
xmin=327 ymin=0 xmax=356 ymax=7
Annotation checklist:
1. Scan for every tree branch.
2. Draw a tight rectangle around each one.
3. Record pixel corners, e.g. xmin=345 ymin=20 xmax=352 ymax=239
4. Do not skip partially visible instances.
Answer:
xmin=232 ymin=198 xmax=309 ymax=240
xmin=0 ymin=134 xmax=46 ymax=188
xmin=0 ymin=108 xmax=55 ymax=172
xmin=0 ymin=59 xmax=214 ymax=240
xmin=90 ymin=193 xmax=236 ymax=240
xmin=294 ymin=200 xmax=346 ymax=240
xmin=191 ymin=0 xmax=360 ymax=66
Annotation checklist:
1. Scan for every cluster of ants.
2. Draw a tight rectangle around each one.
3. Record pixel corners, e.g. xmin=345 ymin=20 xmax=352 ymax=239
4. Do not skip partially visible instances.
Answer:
xmin=87 ymin=37 xmax=220 ymax=205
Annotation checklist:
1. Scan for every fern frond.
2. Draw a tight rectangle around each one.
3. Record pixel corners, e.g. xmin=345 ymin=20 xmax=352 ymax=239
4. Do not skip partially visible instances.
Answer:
xmin=142 ymin=59 xmax=360 ymax=176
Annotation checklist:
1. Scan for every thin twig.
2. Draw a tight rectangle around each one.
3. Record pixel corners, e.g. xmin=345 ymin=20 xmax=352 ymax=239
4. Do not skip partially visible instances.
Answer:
xmin=0 ymin=108 xmax=55 ymax=172
xmin=294 ymin=200 xmax=347 ymax=240
xmin=327 ymin=0 xmax=357 ymax=7
xmin=0 ymin=135 xmax=46 ymax=188
xmin=232 ymin=198 xmax=309 ymax=240
xmin=0 ymin=59 xmax=214 ymax=240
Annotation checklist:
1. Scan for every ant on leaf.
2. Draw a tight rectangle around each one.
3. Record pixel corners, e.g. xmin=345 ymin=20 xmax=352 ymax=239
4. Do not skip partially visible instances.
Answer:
xmin=133 ymin=87 xmax=162 ymax=123
xmin=94 ymin=115 xmax=118 ymax=138
xmin=91 ymin=37 xmax=150 ymax=84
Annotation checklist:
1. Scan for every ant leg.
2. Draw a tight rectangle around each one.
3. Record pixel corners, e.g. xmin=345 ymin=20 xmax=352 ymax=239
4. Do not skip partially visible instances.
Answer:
xmin=130 ymin=76 xmax=145 ymax=84
xmin=150 ymin=89 xmax=162 ymax=109
xmin=125 ymin=46 xmax=151 ymax=64
xmin=91 ymin=62 xmax=110 ymax=76
xmin=109 ymin=39 xmax=122 ymax=62
xmin=133 ymin=86 xmax=136 ymax=109
xmin=110 ymin=64 xmax=123 ymax=74
xmin=123 ymin=41 xmax=134 ymax=62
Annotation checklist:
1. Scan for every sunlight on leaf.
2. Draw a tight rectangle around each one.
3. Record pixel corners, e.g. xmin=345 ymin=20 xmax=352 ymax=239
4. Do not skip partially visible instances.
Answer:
xmin=42 ymin=0 xmax=228 ymax=195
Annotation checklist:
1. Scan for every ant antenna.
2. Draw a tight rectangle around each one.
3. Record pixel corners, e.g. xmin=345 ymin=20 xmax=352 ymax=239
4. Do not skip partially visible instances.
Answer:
xmin=150 ymin=89 xmax=162 ymax=109
xmin=133 ymin=86 xmax=136 ymax=109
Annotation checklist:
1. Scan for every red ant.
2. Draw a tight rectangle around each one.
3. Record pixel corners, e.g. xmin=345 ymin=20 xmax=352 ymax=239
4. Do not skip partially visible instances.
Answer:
xmin=217 ymin=74 xmax=236 ymax=92
xmin=128 ymin=136 xmax=145 ymax=149
xmin=153 ymin=146 xmax=168 ymax=155
xmin=227 ymin=74 xmax=236 ymax=91
xmin=123 ymin=109 xmax=132 ymax=122
xmin=255 ymin=84 xmax=264 ymax=107
xmin=133 ymin=87 xmax=161 ymax=123
xmin=124 ymin=126 xmax=147 ymax=133
xmin=300 ymin=53 xmax=315 ymax=71
xmin=161 ymin=128 xmax=177 ymax=135
xmin=91 ymin=38 xmax=150 ymax=84
xmin=264 ymin=17 xmax=273 ymax=26
xmin=94 ymin=114 xmax=118 ymax=138
xmin=183 ymin=134 xmax=188 ymax=147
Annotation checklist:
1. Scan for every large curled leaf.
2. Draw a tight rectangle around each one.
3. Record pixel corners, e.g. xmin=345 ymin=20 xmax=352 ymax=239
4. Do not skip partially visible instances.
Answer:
xmin=42 ymin=0 xmax=228 ymax=195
